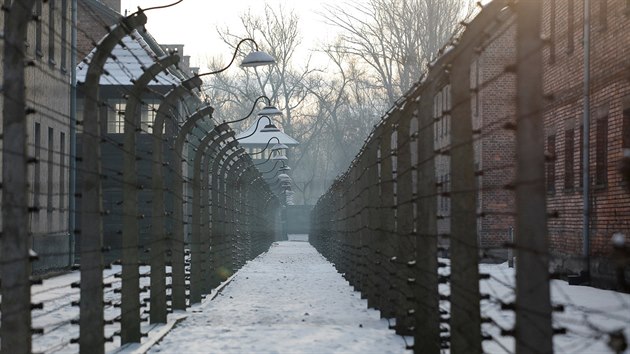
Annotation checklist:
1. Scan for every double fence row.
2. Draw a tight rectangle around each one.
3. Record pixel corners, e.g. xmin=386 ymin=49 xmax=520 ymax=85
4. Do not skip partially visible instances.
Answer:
xmin=312 ymin=1 xmax=630 ymax=353
xmin=2 ymin=5 xmax=278 ymax=354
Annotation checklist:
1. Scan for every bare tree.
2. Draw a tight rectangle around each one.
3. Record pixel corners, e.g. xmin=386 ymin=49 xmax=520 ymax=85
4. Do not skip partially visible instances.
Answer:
xmin=321 ymin=0 xmax=470 ymax=105
xmin=203 ymin=4 xmax=325 ymax=204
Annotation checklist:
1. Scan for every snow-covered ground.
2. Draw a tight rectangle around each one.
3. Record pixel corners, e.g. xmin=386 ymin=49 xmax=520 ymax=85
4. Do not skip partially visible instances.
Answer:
xmin=148 ymin=241 xmax=411 ymax=354
xmin=480 ymin=262 xmax=630 ymax=354
xmin=4 ymin=240 xmax=628 ymax=353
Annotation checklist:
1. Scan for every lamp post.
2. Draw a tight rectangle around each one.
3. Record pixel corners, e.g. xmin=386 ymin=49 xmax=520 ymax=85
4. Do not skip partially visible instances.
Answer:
xmin=221 ymin=95 xmax=282 ymax=125
xmin=248 ymin=136 xmax=288 ymax=162
xmin=196 ymin=38 xmax=275 ymax=78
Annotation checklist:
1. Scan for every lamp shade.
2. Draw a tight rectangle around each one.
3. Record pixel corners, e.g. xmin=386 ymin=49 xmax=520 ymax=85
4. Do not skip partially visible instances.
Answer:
xmin=258 ymin=105 xmax=283 ymax=116
xmin=272 ymin=155 xmax=288 ymax=161
xmin=260 ymin=123 xmax=281 ymax=133
xmin=271 ymin=143 xmax=289 ymax=151
xmin=241 ymin=51 xmax=276 ymax=67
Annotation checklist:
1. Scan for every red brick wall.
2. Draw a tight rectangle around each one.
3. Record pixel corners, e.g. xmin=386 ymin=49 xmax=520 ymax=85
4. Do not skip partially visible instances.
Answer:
xmin=77 ymin=0 xmax=121 ymax=59
xmin=543 ymin=0 xmax=630 ymax=278
xmin=467 ymin=1 xmax=630 ymax=280
xmin=473 ymin=12 xmax=517 ymax=259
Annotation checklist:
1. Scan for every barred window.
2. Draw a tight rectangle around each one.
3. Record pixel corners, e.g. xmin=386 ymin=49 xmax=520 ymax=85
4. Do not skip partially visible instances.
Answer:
xmin=141 ymin=101 xmax=161 ymax=134
xmin=35 ymin=1 xmax=43 ymax=57
xmin=595 ymin=117 xmax=608 ymax=186
xmin=34 ymin=123 xmax=42 ymax=209
xmin=599 ymin=0 xmax=608 ymax=30
xmin=549 ymin=0 xmax=556 ymax=64
xmin=107 ymin=99 xmax=126 ymax=134
xmin=47 ymin=127 xmax=54 ymax=228
xmin=623 ymin=108 xmax=630 ymax=151
xmin=60 ymin=0 xmax=68 ymax=71
xmin=546 ymin=134 xmax=556 ymax=193
xmin=567 ymin=0 xmax=575 ymax=54
xmin=578 ymin=125 xmax=584 ymax=188
xmin=48 ymin=0 xmax=56 ymax=65
xmin=564 ymin=129 xmax=575 ymax=190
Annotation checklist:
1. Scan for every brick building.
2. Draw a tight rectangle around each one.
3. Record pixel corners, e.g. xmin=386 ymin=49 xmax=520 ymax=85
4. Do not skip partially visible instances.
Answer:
xmin=471 ymin=9 xmax=517 ymax=261
xmin=435 ymin=0 xmax=630 ymax=284
xmin=542 ymin=0 xmax=630 ymax=282
xmin=0 ymin=0 xmax=73 ymax=271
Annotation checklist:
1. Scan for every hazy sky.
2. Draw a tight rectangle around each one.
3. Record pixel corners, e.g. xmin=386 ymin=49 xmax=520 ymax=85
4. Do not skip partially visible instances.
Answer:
xmin=121 ymin=0 xmax=343 ymax=69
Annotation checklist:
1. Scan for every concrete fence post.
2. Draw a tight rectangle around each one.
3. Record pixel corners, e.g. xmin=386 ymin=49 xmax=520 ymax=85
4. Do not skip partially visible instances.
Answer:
xmin=171 ymin=105 xmax=215 ymax=309
xmin=378 ymin=123 xmax=396 ymax=320
xmin=121 ymin=53 xmax=179 ymax=344
xmin=366 ymin=129 xmax=384 ymax=310
xmin=209 ymin=138 xmax=240 ymax=286
xmin=78 ymin=12 xmax=147 ymax=354
xmin=450 ymin=41 xmax=482 ymax=354
xmin=515 ymin=1 xmax=553 ymax=353
xmin=414 ymin=86 xmax=441 ymax=353
xmin=190 ymin=129 xmax=233 ymax=303
xmin=150 ymin=76 xmax=203 ymax=324
xmin=395 ymin=107 xmax=415 ymax=334
xmin=1 ymin=2 xmax=37 ymax=353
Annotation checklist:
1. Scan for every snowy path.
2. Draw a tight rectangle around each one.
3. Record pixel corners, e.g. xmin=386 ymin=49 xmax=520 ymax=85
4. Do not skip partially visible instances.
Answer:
xmin=148 ymin=241 xmax=410 ymax=354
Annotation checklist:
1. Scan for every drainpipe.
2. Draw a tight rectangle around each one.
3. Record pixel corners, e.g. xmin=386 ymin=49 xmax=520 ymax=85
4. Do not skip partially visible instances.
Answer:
xmin=582 ymin=0 xmax=591 ymax=283
xmin=69 ymin=0 xmax=77 ymax=266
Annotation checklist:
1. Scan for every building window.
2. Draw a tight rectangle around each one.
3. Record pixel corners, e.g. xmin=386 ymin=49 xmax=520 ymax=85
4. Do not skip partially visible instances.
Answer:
xmin=107 ymin=99 xmax=125 ymax=133
xmin=567 ymin=0 xmax=575 ymax=54
xmin=578 ymin=125 xmax=584 ymax=188
xmin=60 ymin=0 xmax=67 ymax=71
xmin=546 ymin=134 xmax=556 ymax=193
xmin=48 ymin=0 xmax=56 ymax=65
xmin=60 ymin=132 xmax=66 ymax=221
xmin=433 ymin=94 xmax=440 ymax=144
xmin=47 ymin=127 xmax=54 ymax=217
xmin=623 ymin=108 xmax=630 ymax=153
xmin=623 ymin=108 xmax=630 ymax=187
xmin=35 ymin=0 xmax=43 ymax=57
xmin=141 ymin=101 xmax=161 ymax=134
xmin=595 ymin=117 xmax=608 ymax=186
xmin=3 ymin=0 xmax=10 ymax=26
xmin=34 ymin=123 xmax=41 ymax=210
xmin=599 ymin=0 xmax=608 ymax=30
xmin=564 ymin=129 xmax=575 ymax=190
xmin=549 ymin=0 xmax=556 ymax=64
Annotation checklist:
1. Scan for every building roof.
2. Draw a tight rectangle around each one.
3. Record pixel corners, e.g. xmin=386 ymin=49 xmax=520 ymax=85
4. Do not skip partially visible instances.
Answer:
xmin=76 ymin=30 xmax=181 ymax=86
xmin=235 ymin=118 xmax=299 ymax=146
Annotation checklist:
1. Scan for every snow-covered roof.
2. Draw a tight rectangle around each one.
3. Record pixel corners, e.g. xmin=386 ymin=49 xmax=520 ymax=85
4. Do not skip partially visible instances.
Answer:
xmin=76 ymin=29 xmax=180 ymax=86
xmin=235 ymin=118 xmax=299 ymax=146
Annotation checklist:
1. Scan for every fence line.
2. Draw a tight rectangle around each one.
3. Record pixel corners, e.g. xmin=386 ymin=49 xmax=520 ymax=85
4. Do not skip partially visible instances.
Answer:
xmin=311 ymin=1 xmax=630 ymax=353
xmin=0 ymin=5 xmax=279 ymax=353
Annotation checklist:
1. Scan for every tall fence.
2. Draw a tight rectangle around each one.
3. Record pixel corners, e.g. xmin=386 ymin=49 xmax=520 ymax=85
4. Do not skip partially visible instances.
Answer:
xmin=311 ymin=1 xmax=630 ymax=353
xmin=1 ymin=5 xmax=278 ymax=354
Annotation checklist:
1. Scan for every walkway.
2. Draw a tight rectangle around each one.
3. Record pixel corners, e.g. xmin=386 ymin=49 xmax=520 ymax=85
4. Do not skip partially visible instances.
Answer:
xmin=148 ymin=241 xmax=409 ymax=353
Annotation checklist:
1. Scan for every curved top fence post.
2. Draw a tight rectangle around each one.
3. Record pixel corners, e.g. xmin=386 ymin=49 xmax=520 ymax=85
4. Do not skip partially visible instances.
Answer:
xmin=79 ymin=11 xmax=147 ymax=354
xmin=1 ymin=2 xmax=38 ymax=353
xmin=121 ymin=53 xmax=179 ymax=344
xmin=149 ymin=75 xmax=202 ymax=324
xmin=171 ymin=105 xmax=214 ymax=310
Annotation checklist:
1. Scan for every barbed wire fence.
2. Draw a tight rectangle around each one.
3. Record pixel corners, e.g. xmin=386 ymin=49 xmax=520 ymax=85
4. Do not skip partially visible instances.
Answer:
xmin=311 ymin=1 xmax=630 ymax=353
xmin=1 ymin=2 xmax=279 ymax=353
